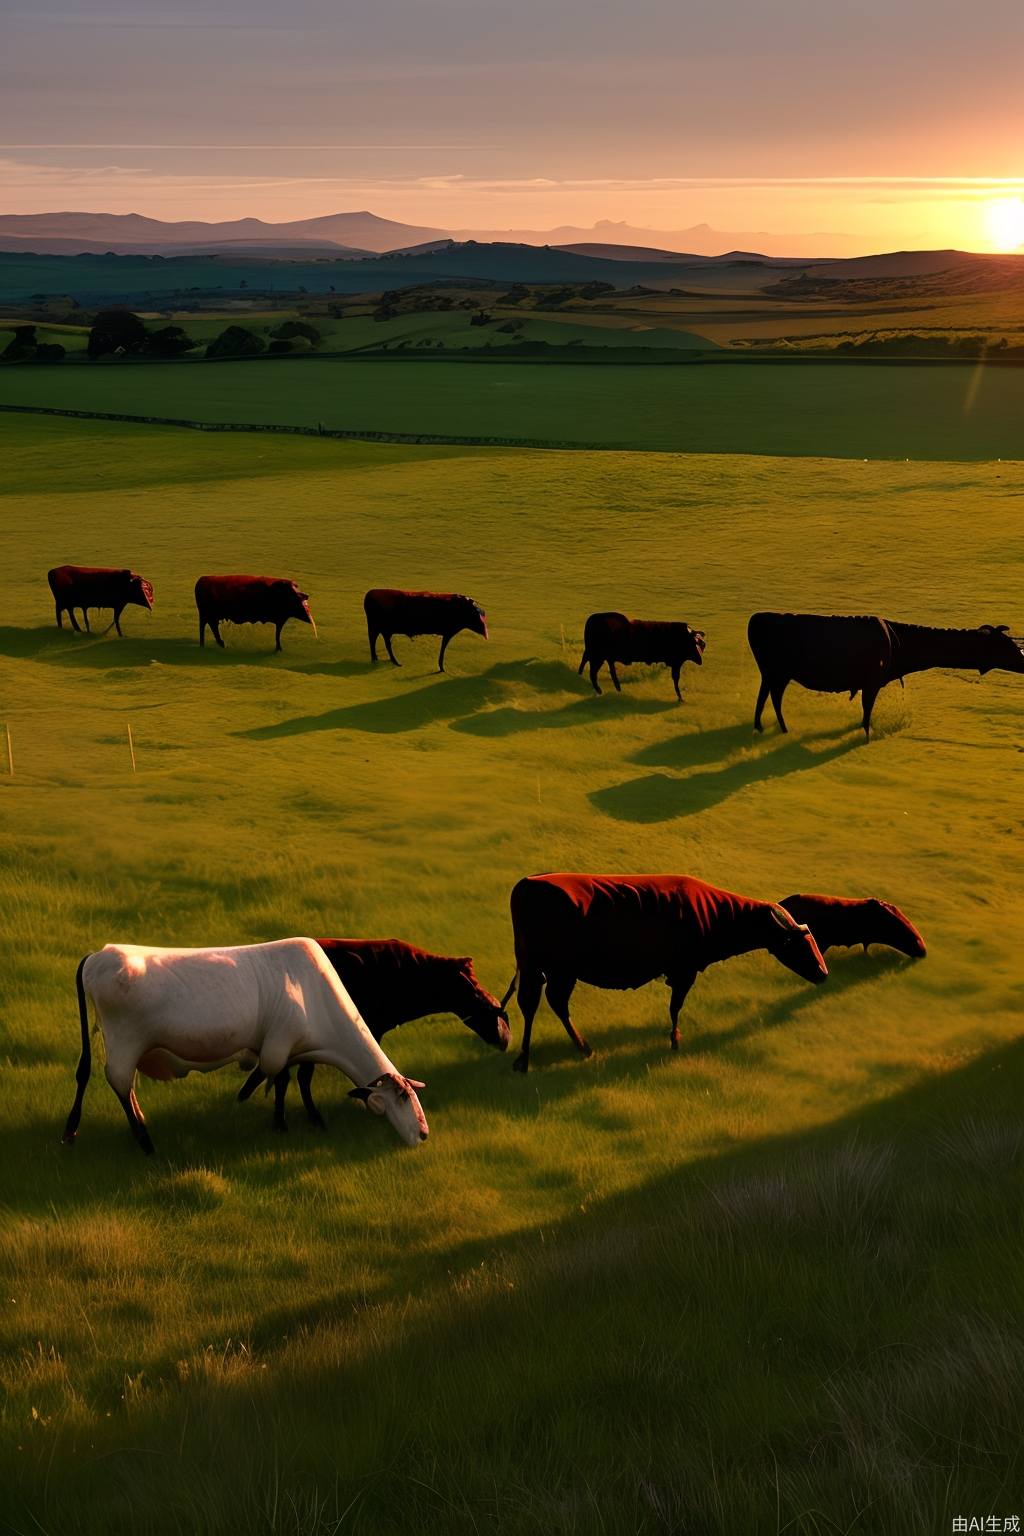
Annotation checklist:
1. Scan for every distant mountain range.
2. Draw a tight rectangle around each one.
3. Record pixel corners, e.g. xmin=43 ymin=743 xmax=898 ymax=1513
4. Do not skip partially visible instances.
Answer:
xmin=448 ymin=219 xmax=856 ymax=259
xmin=0 ymin=209 xmax=851 ymax=260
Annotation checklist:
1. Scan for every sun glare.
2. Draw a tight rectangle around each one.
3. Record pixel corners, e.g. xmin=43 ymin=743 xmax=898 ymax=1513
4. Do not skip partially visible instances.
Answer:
xmin=984 ymin=196 xmax=1024 ymax=251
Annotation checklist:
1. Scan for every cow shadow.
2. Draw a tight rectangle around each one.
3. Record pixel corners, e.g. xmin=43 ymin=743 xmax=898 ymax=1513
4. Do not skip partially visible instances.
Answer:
xmin=239 ymin=673 xmax=499 ymax=738
xmin=589 ymin=951 xmax=909 ymax=1063
xmin=0 ymin=626 xmax=336 ymax=672
xmin=451 ymin=693 xmax=675 ymax=737
xmin=0 ymin=1076 xmax=408 ymax=1216
xmin=591 ymin=730 xmax=862 ymax=823
xmin=237 ymin=659 xmax=593 ymax=741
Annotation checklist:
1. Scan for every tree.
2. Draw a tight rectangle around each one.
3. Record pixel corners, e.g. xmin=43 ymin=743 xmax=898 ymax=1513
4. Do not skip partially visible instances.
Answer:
xmin=87 ymin=309 xmax=147 ymax=358
xmin=145 ymin=325 xmax=197 ymax=358
xmin=33 ymin=343 xmax=66 ymax=363
xmin=270 ymin=320 xmax=321 ymax=345
xmin=205 ymin=325 xmax=266 ymax=359
xmin=268 ymin=338 xmax=292 ymax=354
xmin=2 ymin=326 xmax=38 ymax=361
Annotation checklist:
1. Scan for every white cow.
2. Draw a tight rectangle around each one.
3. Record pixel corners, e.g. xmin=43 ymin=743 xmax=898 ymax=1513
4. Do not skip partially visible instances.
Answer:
xmin=61 ymin=938 xmax=429 ymax=1153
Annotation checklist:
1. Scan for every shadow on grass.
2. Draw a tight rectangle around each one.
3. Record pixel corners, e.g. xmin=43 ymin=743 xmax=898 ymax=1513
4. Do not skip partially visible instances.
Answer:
xmin=0 ymin=626 xmax=327 ymax=670
xmin=11 ymin=1030 xmax=1024 ymax=1534
xmin=450 ymin=693 xmax=674 ymax=737
xmin=237 ymin=658 xmax=603 ymax=740
xmin=592 ymin=728 xmax=862 ymax=822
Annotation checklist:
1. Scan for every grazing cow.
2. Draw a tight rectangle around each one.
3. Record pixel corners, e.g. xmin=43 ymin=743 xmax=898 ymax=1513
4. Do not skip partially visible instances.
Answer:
xmin=779 ymin=894 xmax=926 ymax=957
xmin=236 ymin=938 xmax=510 ymax=1129
xmin=195 ymin=575 xmax=317 ymax=652
xmin=748 ymin=611 xmax=1024 ymax=735
xmin=47 ymin=564 xmax=153 ymax=636
xmin=578 ymin=612 xmax=706 ymax=700
xmin=61 ymin=938 xmax=428 ymax=1154
xmin=502 ymin=873 xmax=828 ymax=1071
xmin=364 ymin=588 xmax=487 ymax=672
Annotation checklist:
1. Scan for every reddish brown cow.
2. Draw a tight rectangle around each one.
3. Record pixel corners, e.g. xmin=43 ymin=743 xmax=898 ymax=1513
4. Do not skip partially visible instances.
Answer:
xmin=578 ymin=612 xmax=706 ymax=700
xmin=503 ymin=873 xmax=828 ymax=1071
xmin=236 ymin=938 xmax=509 ymax=1129
xmin=48 ymin=564 xmax=153 ymax=636
xmin=364 ymin=588 xmax=488 ymax=672
xmin=778 ymin=894 xmax=926 ymax=957
xmin=195 ymin=575 xmax=316 ymax=652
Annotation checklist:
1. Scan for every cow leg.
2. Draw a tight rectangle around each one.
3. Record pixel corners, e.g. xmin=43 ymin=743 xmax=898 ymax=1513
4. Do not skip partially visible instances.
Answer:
xmin=577 ymin=648 xmax=588 ymax=676
xmin=384 ymin=633 xmax=400 ymax=666
xmin=83 ymin=608 xmax=91 ymax=633
xmin=437 ymin=634 xmax=452 ymax=673
xmin=210 ymin=618 xmax=225 ymax=649
xmin=512 ymin=968 xmax=544 ymax=1073
xmin=861 ymin=683 xmax=881 ymax=738
xmin=545 ymin=975 xmax=591 ymax=1057
xmin=671 ymin=663 xmax=683 ymax=702
xmin=368 ymin=626 xmax=379 ymax=662
xmin=237 ymin=1066 xmax=264 ymax=1102
xmin=274 ymin=621 xmax=284 ymax=653
xmin=588 ymin=658 xmax=603 ymax=695
xmin=104 ymin=1050 xmax=154 ymax=1155
xmin=667 ymin=972 xmax=697 ymax=1051
xmin=67 ymin=606 xmax=81 ymax=632
xmin=296 ymin=1063 xmax=325 ymax=1128
xmin=769 ymin=680 xmax=789 ymax=733
xmin=55 ymin=603 xmax=64 ymax=630
xmin=114 ymin=607 xmax=124 ymax=637
xmin=753 ymin=676 xmax=770 ymax=731
xmin=607 ymin=660 xmax=622 ymax=693
xmin=272 ymin=1067 xmax=290 ymax=1132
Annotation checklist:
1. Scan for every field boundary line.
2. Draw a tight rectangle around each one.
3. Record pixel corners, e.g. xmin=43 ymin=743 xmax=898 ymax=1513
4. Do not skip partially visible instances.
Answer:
xmin=0 ymin=402 xmax=608 ymax=451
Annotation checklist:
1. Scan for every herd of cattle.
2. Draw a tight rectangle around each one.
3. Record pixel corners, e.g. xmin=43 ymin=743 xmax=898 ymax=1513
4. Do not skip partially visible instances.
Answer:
xmin=47 ymin=564 xmax=1024 ymax=732
xmin=62 ymin=878 xmax=927 ymax=1154
xmin=47 ymin=561 xmax=1019 ymax=1153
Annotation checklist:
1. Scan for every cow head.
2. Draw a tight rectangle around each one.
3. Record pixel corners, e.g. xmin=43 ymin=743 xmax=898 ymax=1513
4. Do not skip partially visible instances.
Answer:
xmin=448 ymin=957 xmax=510 ymax=1051
xmin=465 ymin=600 xmax=488 ymax=639
xmin=289 ymin=584 xmax=318 ymax=638
xmin=688 ymin=627 xmax=706 ymax=667
xmin=349 ymin=1071 xmax=429 ymax=1145
xmin=867 ymin=899 xmax=927 ymax=958
xmin=126 ymin=571 xmax=154 ymax=611
xmin=766 ymin=905 xmax=828 ymax=984
xmin=977 ymin=624 xmax=1024 ymax=676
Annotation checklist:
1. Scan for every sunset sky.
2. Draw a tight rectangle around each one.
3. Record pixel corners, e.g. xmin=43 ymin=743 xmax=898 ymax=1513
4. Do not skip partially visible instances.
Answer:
xmin=3 ymin=0 xmax=1024 ymax=252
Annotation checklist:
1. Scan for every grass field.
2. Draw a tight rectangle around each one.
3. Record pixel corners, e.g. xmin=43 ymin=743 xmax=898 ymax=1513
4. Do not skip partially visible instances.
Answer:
xmin=2 ymin=415 xmax=1023 ymax=1535
xmin=5 ymin=355 xmax=1024 ymax=458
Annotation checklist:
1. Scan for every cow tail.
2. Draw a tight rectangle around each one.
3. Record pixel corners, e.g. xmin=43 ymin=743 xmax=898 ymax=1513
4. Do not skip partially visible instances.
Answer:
xmin=499 ymin=970 xmax=519 ymax=1009
xmin=61 ymin=955 xmax=93 ymax=1144
xmin=577 ymin=649 xmax=587 ymax=676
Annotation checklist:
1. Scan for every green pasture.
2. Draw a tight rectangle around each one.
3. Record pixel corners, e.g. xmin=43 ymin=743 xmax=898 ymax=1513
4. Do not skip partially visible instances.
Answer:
xmin=4 ymin=355 xmax=1024 ymax=458
xmin=1 ymin=416 xmax=1023 ymax=1534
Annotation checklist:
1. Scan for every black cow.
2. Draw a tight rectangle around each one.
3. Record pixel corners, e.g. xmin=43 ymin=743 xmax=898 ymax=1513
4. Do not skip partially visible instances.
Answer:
xmin=195 ymin=575 xmax=316 ymax=651
xmin=237 ymin=938 xmax=509 ymax=1129
xmin=502 ymin=873 xmax=827 ymax=1071
xmin=578 ymin=612 xmax=705 ymax=700
xmin=749 ymin=611 xmax=1024 ymax=735
xmin=47 ymin=564 xmax=153 ymax=636
xmin=364 ymin=589 xmax=487 ymax=672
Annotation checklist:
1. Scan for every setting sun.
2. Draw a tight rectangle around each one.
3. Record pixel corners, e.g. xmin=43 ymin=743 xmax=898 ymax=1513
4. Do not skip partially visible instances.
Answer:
xmin=985 ymin=195 xmax=1024 ymax=251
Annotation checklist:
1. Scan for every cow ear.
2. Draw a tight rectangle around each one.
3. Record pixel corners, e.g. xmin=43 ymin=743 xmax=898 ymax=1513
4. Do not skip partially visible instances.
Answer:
xmin=769 ymin=905 xmax=797 ymax=930
xmin=366 ymin=1091 xmax=388 ymax=1116
xmin=348 ymin=1086 xmax=372 ymax=1103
